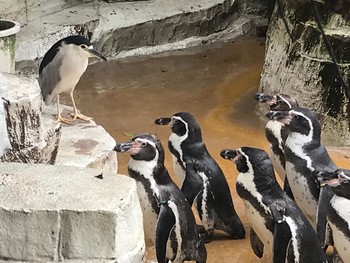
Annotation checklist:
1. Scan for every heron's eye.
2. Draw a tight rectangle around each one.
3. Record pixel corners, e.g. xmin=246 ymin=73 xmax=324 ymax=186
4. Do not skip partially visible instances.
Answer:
xmin=141 ymin=142 xmax=147 ymax=147
xmin=80 ymin=44 xmax=87 ymax=49
xmin=293 ymin=115 xmax=300 ymax=120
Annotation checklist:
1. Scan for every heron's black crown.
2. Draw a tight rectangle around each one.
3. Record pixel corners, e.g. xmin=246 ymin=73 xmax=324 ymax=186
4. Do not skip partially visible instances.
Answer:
xmin=39 ymin=35 xmax=92 ymax=74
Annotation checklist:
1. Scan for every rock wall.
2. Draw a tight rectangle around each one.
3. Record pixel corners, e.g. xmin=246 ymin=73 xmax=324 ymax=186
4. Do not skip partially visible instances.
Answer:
xmin=259 ymin=0 xmax=350 ymax=146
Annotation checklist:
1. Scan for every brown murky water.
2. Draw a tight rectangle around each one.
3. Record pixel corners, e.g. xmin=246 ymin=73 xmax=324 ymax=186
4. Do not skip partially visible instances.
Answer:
xmin=70 ymin=36 xmax=350 ymax=263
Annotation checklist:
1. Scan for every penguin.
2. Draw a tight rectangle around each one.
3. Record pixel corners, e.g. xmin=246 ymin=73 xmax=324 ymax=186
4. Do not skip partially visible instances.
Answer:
xmin=255 ymin=92 xmax=299 ymax=200
xmin=317 ymin=169 xmax=350 ymax=263
xmin=155 ymin=112 xmax=245 ymax=242
xmin=114 ymin=133 xmax=207 ymax=263
xmin=266 ymin=107 xmax=336 ymax=248
xmin=220 ymin=146 xmax=327 ymax=263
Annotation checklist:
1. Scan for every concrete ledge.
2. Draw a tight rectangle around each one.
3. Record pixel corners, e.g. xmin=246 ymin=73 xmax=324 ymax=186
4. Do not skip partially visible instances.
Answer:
xmin=0 ymin=162 xmax=145 ymax=262
xmin=48 ymin=106 xmax=118 ymax=172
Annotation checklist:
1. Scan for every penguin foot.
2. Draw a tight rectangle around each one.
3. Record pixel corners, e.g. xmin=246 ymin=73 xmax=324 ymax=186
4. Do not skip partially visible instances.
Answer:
xmin=201 ymin=229 xmax=214 ymax=243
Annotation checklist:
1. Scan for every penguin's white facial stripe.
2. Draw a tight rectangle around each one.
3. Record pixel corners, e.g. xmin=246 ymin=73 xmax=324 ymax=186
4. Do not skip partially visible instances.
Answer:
xmin=169 ymin=116 xmax=188 ymax=167
xmin=128 ymin=146 xmax=160 ymax=197
xmin=266 ymin=95 xmax=277 ymax=106
xmin=167 ymin=201 xmax=182 ymax=260
xmin=339 ymin=171 xmax=350 ymax=182
xmin=237 ymin=149 xmax=271 ymax=215
xmin=279 ymin=95 xmax=292 ymax=109
xmin=284 ymin=217 xmax=300 ymax=263
xmin=286 ymin=111 xmax=314 ymax=171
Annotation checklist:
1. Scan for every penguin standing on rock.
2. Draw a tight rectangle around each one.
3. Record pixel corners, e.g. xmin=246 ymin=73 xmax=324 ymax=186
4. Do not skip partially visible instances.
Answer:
xmin=255 ymin=92 xmax=299 ymax=199
xmin=266 ymin=107 xmax=336 ymax=248
xmin=317 ymin=169 xmax=350 ymax=263
xmin=114 ymin=133 xmax=207 ymax=263
xmin=155 ymin=112 xmax=245 ymax=242
xmin=221 ymin=146 xmax=327 ymax=263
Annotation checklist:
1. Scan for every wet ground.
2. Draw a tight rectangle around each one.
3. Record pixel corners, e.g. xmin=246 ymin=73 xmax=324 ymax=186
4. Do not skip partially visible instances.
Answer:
xmin=70 ymin=35 xmax=350 ymax=262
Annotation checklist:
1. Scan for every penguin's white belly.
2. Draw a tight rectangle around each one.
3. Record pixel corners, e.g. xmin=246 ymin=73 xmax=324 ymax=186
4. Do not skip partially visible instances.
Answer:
xmin=286 ymin=162 xmax=317 ymax=228
xmin=329 ymin=196 xmax=350 ymax=263
xmin=171 ymin=155 xmax=186 ymax=187
xmin=136 ymin=182 xmax=158 ymax=244
xmin=329 ymin=221 xmax=350 ymax=263
xmin=269 ymin=148 xmax=285 ymax=181
xmin=244 ymin=201 xmax=273 ymax=254
xmin=266 ymin=121 xmax=285 ymax=181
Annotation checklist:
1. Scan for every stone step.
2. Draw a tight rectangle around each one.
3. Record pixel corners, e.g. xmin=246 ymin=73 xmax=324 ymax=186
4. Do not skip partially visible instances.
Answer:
xmin=0 ymin=162 xmax=145 ymax=262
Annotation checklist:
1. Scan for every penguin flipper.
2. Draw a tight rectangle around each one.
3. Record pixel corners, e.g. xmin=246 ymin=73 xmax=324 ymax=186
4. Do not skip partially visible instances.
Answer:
xmin=181 ymin=160 xmax=205 ymax=206
xmin=156 ymin=202 xmax=176 ymax=263
xmin=316 ymin=184 xmax=334 ymax=249
xmin=283 ymin=177 xmax=294 ymax=200
xmin=270 ymin=203 xmax=291 ymax=263
xmin=249 ymin=227 xmax=264 ymax=258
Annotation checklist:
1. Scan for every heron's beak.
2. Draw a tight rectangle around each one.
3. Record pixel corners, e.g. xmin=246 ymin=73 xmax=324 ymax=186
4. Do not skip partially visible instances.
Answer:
xmin=88 ymin=48 xmax=107 ymax=61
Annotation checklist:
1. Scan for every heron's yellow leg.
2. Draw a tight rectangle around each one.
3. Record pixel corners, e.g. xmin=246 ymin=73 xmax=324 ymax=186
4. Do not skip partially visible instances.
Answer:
xmin=69 ymin=90 xmax=93 ymax=121
xmin=56 ymin=94 xmax=73 ymax=124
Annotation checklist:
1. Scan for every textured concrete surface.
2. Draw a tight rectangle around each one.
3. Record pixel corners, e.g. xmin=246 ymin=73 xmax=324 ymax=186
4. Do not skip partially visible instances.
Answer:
xmin=0 ymin=72 xmax=61 ymax=164
xmin=0 ymin=162 xmax=145 ymax=262
xmin=49 ymin=105 xmax=118 ymax=172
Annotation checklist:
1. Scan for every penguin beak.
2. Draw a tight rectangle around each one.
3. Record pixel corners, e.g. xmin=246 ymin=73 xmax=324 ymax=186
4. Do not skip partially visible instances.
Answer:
xmin=113 ymin=142 xmax=132 ymax=152
xmin=265 ymin=110 xmax=291 ymax=124
xmin=87 ymin=48 xmax=107 ymax=61
xmin=255 ymin=93 xmax=273 ymax=103
xmin=317 ymin=170 xmax=350 ymax=187
xmin=220 ymin=149 xmax=240 ymax=163
xmin=155 ymin=117 xmax=172 ymax=126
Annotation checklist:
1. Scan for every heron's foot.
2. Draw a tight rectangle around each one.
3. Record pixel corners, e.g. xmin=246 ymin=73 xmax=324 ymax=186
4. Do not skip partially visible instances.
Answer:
xmin=69 ymin=112 xmax=93 ymax=122
xmin=56 ymin=115 xmax=73 ymax=124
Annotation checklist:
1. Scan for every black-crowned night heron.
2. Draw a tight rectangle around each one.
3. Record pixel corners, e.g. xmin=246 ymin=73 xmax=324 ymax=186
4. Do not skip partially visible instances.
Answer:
xmin=39 ymin=35 xmax=107 ymax=123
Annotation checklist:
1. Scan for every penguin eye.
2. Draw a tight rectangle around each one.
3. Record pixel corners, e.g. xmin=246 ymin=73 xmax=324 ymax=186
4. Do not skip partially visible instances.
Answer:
xmin=293 ymin=115 xmax=300 ymax=120
xmin=140 ymin=142 xmax=147 ymax=147
xmin=278 ymin=99 xmax=284 ymax=104
xmin=173 ymin=120 xmax=178 ymax=124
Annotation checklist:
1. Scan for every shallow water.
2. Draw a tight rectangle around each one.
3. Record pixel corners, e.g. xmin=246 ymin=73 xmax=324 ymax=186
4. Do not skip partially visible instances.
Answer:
xmin=69 ymin=35 xmax=350 ymax=263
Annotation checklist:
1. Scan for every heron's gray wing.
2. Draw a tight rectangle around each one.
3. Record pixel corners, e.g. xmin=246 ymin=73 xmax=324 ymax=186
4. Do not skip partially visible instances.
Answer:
xmin=38 ymin=51 xmax=63 ymax=105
